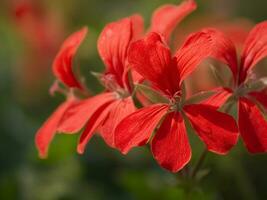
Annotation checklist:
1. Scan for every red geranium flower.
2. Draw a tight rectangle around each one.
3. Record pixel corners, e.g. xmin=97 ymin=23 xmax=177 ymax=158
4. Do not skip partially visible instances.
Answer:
xmin=114 ymin=32 xmax=239 ymax=172
xmin=35 ymin=27 xmax=87 ymax=158
xmin=11 ymin=0 xmax=64 ymax=99
xmin=57 ymin=0 xmax=196 ymax=154
xmin=196 ymin=21 xmax=267 ymax=153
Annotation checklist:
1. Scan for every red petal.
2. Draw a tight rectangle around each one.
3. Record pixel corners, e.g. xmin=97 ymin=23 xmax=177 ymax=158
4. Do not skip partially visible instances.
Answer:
xmin=53 ymin=27 xmax=87 ymax=90
xmin=184 ymin=104 xmax=238 ymax=154
xmin=131 ymin=14 xmax=145 ymax=40
xmin=175 ymin=28 xmax=238 ymax=84
xmin=240 ymin=21 xmax=267 ymax=83
xmin=150 ymin=0 xmax=196 ymax=41
xmin=201 ymin=87 xmax=233 ymax=109
xmin=35 ymin=98 xmax=77 ymax=158
xmin=114 ymin=104 xmax=169 ymax=154
xmin=131 ymin=70 xmax=144 ymax=84
xmin=128 ymin=32 xmax=180 ymax=97
xmin=77 ymin=101 xmax=116 ymax=154
xmin=97 ymin=15 xmax=143 ymax=88
xmin=217 ymin=19 xmax=252 ymax=49
xmin=238 ymin=98 xmax=267 ymax=153
xmin=249 ymin=90 xmax=267 ymax=110
xmin=58 ymin=92 xmax=115 ymax=133
xmin=100 ymin=97 xmax=136 ymax=147
xmin=151 ymin=112 xmax=191 ymax=172
xmin=136 ymin=91 xmax=153 ymax=107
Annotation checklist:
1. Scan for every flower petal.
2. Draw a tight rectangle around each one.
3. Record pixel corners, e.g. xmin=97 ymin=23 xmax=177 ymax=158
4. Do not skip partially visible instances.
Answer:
xmin=150 ymin=0 xmax=196 ymax=41
xmin=151 ymin=112 xmax=191 ymax=172
xmin=240 ymin=21 xmax=267 ymax=83
xmin=35 ymin=98 xmax=77 ymax=158
xmin=58 ymin=92 xmax=115 ymax=133
xmin=175 ymin=28 xmax=238 ymax=84
xmin=184 ymin=104 xmax=238 ymax=154
xmin=238 ymin=98 xmax=267 ymax=153
xmin=114 ymin=104 xmax=169 ymax=154
xmin=53 ymin=27 xmax=87 ymax=90
xmin=201 ymin=87 xmax=233 ymax=109
xmin=97 ymin=15 xmax=143 ymax=88
xmin=131 ymin=69 xmax=144 ymax=84
xmin=128 ymin=32 xmax=180 ymax=97
xmin=77 ymin=101 xmax=117 ymax=154
xmin=249 ymin=90 xmax=267 ymax=111
xmin=131 ymin=14 xmax=145 ymax=40
xmin=100 ymin=97 xmax=136 ymax=147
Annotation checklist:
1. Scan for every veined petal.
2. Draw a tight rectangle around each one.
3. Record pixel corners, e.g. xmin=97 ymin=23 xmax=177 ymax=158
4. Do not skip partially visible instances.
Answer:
xmin=240 ymin=21 xmax=267 ymax=83
xmin=201 ymin=87 xmax=233 ymax=109
xmin=175 ymin=28 xmax=238 ymax=84
xmin=53 ymin=27 xmax=87 ymax=90
xmin=150 ymin=0 xmax=196 ymax=41
xmin=97 ymin=15 xmax=143 ymax=87
xmin=128 ymin=32 xmax=180 ymax=97
xmin=35 ymin=98 xmax=77 ymax=158
xmin=114 ymin=104 xmax=169 ymax=154
xmin=58 ymin=92 xmax=115 ymax=133
xmin=100 ymin=97 xmax=136 ymax=147
xmin=151 ymin=112 xmax=191 ymax=173
xmin=238 ymin=98 xmax=267 ymax=153
xmin=184 ymin=104 xmax=238 ymax=154
xmin=77 ymin=101 xmax=117 ymax=154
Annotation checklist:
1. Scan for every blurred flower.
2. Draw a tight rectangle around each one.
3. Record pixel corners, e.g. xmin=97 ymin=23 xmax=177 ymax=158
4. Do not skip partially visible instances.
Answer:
xmin=174 ymin=16 xmax=253 ymax=49
xmin=10 ymin=0 xmax=64 ymax=102
xmin=12 ymin=0 xmax=62 ymax=54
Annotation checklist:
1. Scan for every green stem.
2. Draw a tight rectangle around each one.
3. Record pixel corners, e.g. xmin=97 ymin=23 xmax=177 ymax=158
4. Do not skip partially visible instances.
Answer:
xmin=191 ymin=149 xmax=208 ymax=179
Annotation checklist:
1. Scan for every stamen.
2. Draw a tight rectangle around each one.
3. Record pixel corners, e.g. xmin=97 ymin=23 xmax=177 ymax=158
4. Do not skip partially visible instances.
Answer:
xmin=101 ymin=73 xmax=130 ymax=99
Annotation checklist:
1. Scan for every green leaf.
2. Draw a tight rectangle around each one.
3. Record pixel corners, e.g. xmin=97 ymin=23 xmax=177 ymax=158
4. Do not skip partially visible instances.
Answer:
xmin=184 ymin=91 xmax=215 ymax=105
xmin=134 ymin=84 xmax=169 ymax=104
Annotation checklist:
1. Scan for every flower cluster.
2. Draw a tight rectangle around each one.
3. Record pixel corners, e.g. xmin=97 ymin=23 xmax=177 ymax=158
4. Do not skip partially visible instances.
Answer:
xmin=35 ymin=0 xmax=267 ymax=173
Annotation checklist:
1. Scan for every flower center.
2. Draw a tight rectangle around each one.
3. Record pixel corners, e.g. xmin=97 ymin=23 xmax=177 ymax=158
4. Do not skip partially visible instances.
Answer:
xmin=169 ymin=91 xmax=183 ymax=112
xmin=234 ymin=82 xmax=255 ymax=98
xmin=101 ymin=73 xmax=130 ymax=99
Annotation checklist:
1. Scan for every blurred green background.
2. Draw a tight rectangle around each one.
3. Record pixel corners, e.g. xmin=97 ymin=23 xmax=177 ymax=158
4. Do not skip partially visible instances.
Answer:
xmin=1 ymin=0 xmax=267 ymax=199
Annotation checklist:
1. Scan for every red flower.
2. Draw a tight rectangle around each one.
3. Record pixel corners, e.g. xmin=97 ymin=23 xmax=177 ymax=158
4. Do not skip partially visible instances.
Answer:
xmin=35 ymin=27 xmax=87 ymax=158
xmin=149 ymin=0 xmax=196 ymax=42
xmin=57 ymin=16 xmax=139 ymax=153
xmin=114 ymin=32 xmax=239 ymax=172
xmin=12 ymin=0 xmax=63 ymax=56
xmin=57 ymin=0 xmax=197 ymax=154
xmin=11 ymin=0 xmax=64 ymax=99
xmin=197 ymin=21 xmax=267 ymax=153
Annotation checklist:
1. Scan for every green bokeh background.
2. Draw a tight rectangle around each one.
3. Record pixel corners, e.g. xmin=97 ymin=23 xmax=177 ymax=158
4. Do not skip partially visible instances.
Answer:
xmin=1 ymin=0 xmax=267 ymax=199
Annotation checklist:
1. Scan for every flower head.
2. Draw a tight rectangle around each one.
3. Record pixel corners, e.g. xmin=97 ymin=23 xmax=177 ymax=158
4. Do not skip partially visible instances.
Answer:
xmin=57 ymin=0 xmax=196 ymax=154
xmin=114 ymin=32 xmax=238 ymax=172
xmin=197 ymin=21 xmax=267 ymax=153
